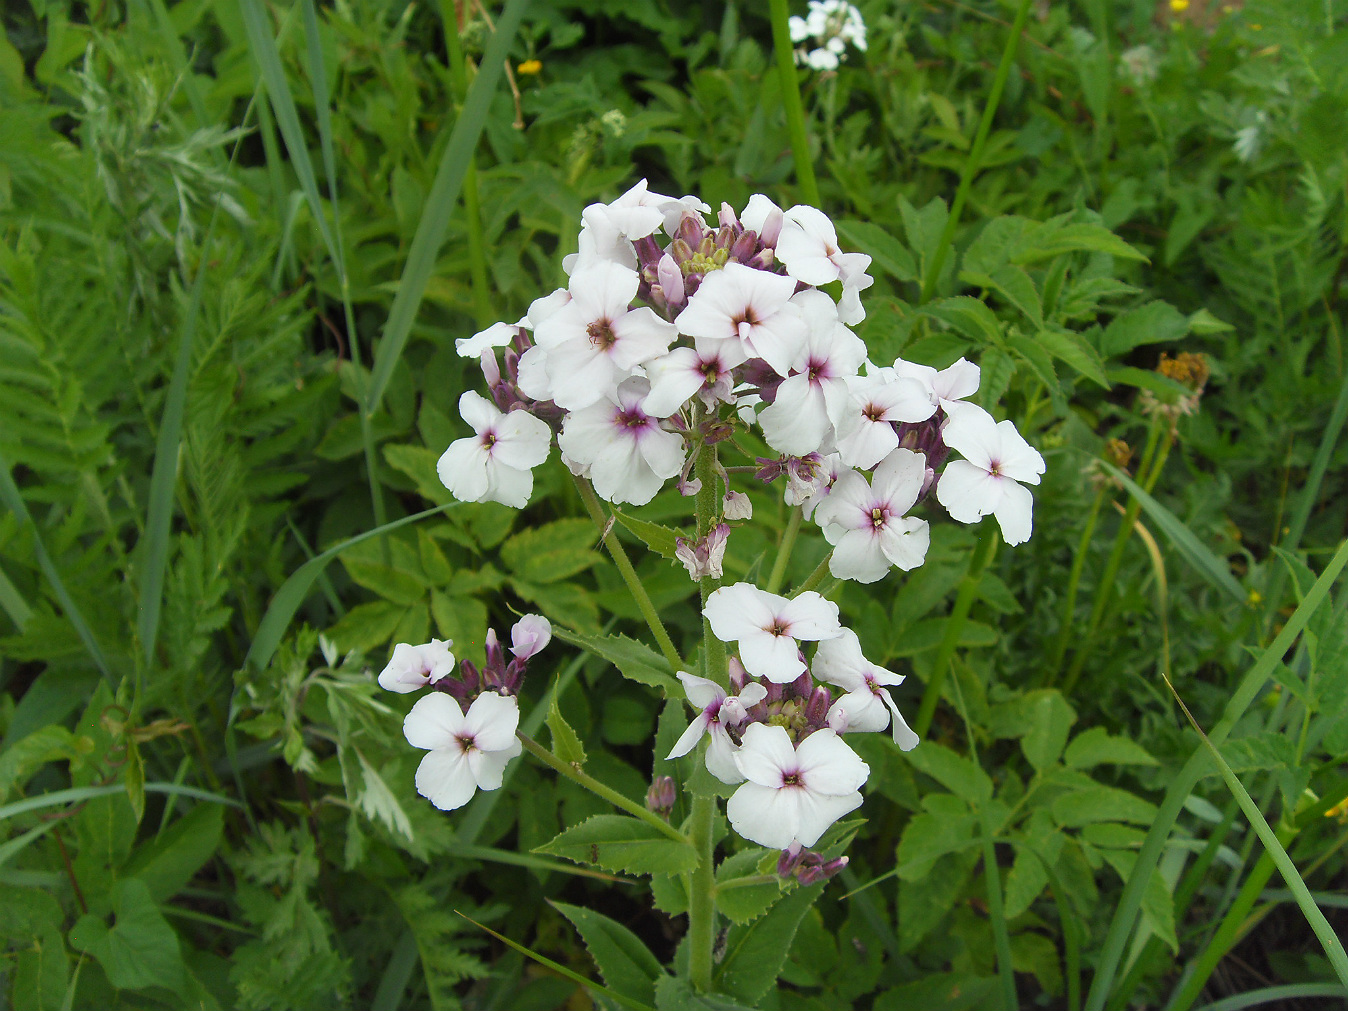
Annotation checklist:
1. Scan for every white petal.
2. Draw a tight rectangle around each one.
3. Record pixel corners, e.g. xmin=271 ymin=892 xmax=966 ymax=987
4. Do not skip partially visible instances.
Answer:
xmin=936 ymin=460 xmax=1000 ymax=524
xmin=828 ymin=529 xmax=890 ymax=583
xmin=992 ymin=478 xmax=1035 ymax=546
xmin=879 ymin=516 xmax=930 ymax=571
xmin=740 ymin=630 xmax=806 ymax=683
xmin=483 ymin=463 xmax=533 ymax=509
xmin=704 ymin=583 xmax=779 ymax=642
xmin=994 ymin=420 xmax=1046 ymax=485
xmin=828 ymin=692 xmax=891 ymax=734
xmin=727 ymin=782 xmax=800 ymax=849
xmin=734 ymin=723 xmax=797 ymax=786
xmin=778 ymin=591 xmax=843 ymax=641
xmin=677 ymin=671 xmax=727 ymax=709
xmin=705 ymin=729 xmax=746 ymax=784
xmin=414 ymin=749 xmax=478 ymax=811
xmin=793 ymin=789 xmax=863 ymax=847
xmin=467 ymin=740 xmax=520 ymax=791
xmin=881 ymin=692 xmax=920 ymax=751
xmin=437 ymin=439 xmax=490 ymax=503
xmin=462 ymin=691 xmax=521 ymax=752
xmin=941 ymin=402 xmax=999 ymax=470
xmin=667 ymin=713 xmax=711 ymax=760
xmin=737 ymin=682 xmax=768 ymax=708
xmin=403 ymin=693 xmax=466 ymax=751
xmin=491 ymin=410 xmax=552 ymax=470
xmin=456 ymin=322 xmax=517 ymax=358
xmin=796 ymin=728 xmax=870 ymax=794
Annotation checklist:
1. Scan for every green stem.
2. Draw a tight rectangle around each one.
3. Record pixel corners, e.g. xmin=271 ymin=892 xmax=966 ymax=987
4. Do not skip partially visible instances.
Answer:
xmin=764 ymin=507 xmax=802 ymax=595
xmin=573 ymin=476 xmax=684 ymax=672
xmin=767 ymin=0 xmax=820 ymax=206
xmin=914 ymin=529 xmax=998 ymax=738
xmin=790 ymin=549 xmax=834 ymax=598
xmin=920 ymin=0 xmax=1034 ymax=302
xmin=695 ymin=439 xmax=727 ymax=688
xmin=518 ymin=734 xmax=689 ymax=844
xmin=687 ymin=794 xmax=717 ymax=992
xmin=981 ymin=819 xmax=1018 ymax=1011
xmin=1045 ymin=484 xmax=1108 ymax=684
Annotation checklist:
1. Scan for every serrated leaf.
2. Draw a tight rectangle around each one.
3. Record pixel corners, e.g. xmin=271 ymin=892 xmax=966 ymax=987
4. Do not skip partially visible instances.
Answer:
xmin=654 ymin=976 xmax=760 ymax=1010
xmin=1007 ymin=334 xmax=1057 ymax=390
xmin=1051 ymin=786 xmax=1158 ymax=827
xmin=837 ymin=219 xmax=919 ymax=282
xmin=552 ymin=627 xmax=680 ymax=693
xmin=1003 ymin=844 xmax=1049 ymax=919
xmin=905 ymin=743 xmax=993 ymax=804
xmin=1017 ymin=222 xmax=1147 ymax=264
xmin=501 ymin=519 xmax=603 ymax=584
xmin=888 ymin=618 xmax=998 ymax=657
xmin=1063 ymin=727 xmax=1158 ymax=769
xmin=714 ymin=848 xmax=783 ymax=924
xmin=963 ymin=265 xmax=1043 ymax=328
xmin=547 ymin=679 xmax=587 ymax=767
xmin=121 ymin=804 xmax=224 ymax=904
xmin=384 ymin=443 xmax=453 ymax=505
xmin=1104 ymin=366 xmax=1194 ymax=399
xmin=896 ymin=810 xmax=979 ymax=880
xmin=1020 ymin=691 xmax=1076 ymax=772
xmin=1037 ymin=329 xmax=1110 ymax=388
xmin=715 ymin=883 xmax=822 ymax=1003
xmin=536 ymin=815 xmax=698 ymax=877
xmin=552 ymin=901 xmax=665 ymax=1006
xmin=925 ymin=296 xmax=1005 ymax=347
xmin=1099 ymin=301 xmax=1188 ymax=357
xmin=613 ymin=511 xmax=683 ymax=560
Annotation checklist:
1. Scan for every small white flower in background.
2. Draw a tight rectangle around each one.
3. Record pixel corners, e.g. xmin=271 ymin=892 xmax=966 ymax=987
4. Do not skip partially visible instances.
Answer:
xmin=674 ymin=262 xmax=807 ymax=377
xmin=790 ymin=0 xmax=868 ymax=72
xmin=814 ymin=630 xmax=919 ymax=750
xmin=378 ymin=639 xmax=456 ymax=694
xmin=524 ymin=260 xmax=677 ymax=411
xmin=704 ymin=583 xmax=843 ymax=683
xmin=816 ymin=448 xmax=931 ymax=583
xmin=835 ymin=371 xmax=935 ymax=470
xmin=1118 ymin=44 xmax=1159 ymax=88
xmin=936 ymin=402 xmax=1046 ymax=546
xmin=1232 ymin=110 xmax=1267 ymax=164
xmin=403 ymin=691 xmax=522 ymax=811
xmin=558 ymin=376 xmax=687 ymax=506
xmin=666 ymin=672 xmax=769 ymax=784
xmin=727 ymin=723 xmax=869 ymax=849
xmin=510 ymin=614 xmax=552 ymax=661
xmin=437 ymin=391 xmax=552 ymax=509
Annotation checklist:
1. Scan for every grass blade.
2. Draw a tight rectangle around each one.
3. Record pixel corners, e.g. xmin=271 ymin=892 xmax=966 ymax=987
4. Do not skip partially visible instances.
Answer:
xmin=0 ymin=782 xmax=243 ymax=822
xmin=365 ymin=0 xmax=532 ymax=415
xmin=1084 ymin=538 xmax=1348 ymax=1011
xmin=1101 ymin=462 xmax=1246 ymax=604
xmin=456 ymin=911 xmax=657 ymax=1011
xmin=0 ymin=821 xmax=59 ymax=869
xmin=0 ymin=451 xmax=112 ymax=683
xmin=0 ymin=560 xmax=32 ymax=631
xmin=1162 ymin=673 xmax=1348 ymax=990
xmin=1193 ymin=984 xmax=1348 ymax=1011
xmin=242 ymin=505 xmax=454 ymax=673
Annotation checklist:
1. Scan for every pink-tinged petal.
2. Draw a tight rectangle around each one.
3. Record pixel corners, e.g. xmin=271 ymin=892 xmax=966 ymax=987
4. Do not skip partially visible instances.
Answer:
xmin=796 ymin=729 xmax=869 ymax=794
xmin=637 ymin=427 xmax=688 ymax=482
xmin=403 ymin=692 xmax=466 ymax=751
xmin=792 ymin=789 xmax=863 ymax=847
xmin=882 ymin=692 xmax=920 ymax=751
xmin=727 ymin=782 xmax=801 ymax=849
xmin=828 ymin=692 xmax=890 ymax=734
xmin=743 ymin=308 xmax=807 ymax=377
xmin=940 ymin=402 xmax=999 ymax=470
xmin=705 ymin=583 xmax=779 ymax=641
xmin=934 ymin=358 xmax=980 ymax=402
xmin=994 ymin=420 xmax=1046 ymax=485
xmin=812 ymin=630 xmax=868 ymax=691
xmin=667 ymin=713 xmax=711 ymax=760
xmin=879 ymin=516 xmax=930 ymax=571
xmin=510 ymin=614 xmax=552 ymax=660
xmin=992 ymin=478 xmax=1035 ymax=546
xmin=462 ymin=691 xmax=521 ymax=752
xmin=414 ymin=749 xmax=478 ymax=810
xmin=778 ymin=591 xmax=842 ymax=641
xmin=936 ymin=460 xmax=1000 ymax=524
xmin=545 ymin=341 xmax=621 ymax=411
xmin=828 ymin=530 xmax=890 ymax=583
xmin=814 ymin=472 xmax=873 ymax=534
xmin=741 ymin=630 xmax=807 ymax=683
xmin=484 ymin=463 xmax=533 ymax=509
xmin=734 ymin=723 xmax=798 ymax=786
xmin=468 ymin=741 xmax=520 ymax=791
xmin=836 ymin=415 xmax=899 ymax=471
xmin=642 ymin=348 xmax=707 ymax=417
xmin=677 ymin=671 xmax=726 ymax=710
xmin=705 ymin=729 xmax=746 ymax=784
xmin=740 ymin=194 xmax=784 ymax=243
xmin=873 ymin=448 xmax=927 ymax=515
xmin=378 ymin=643 xmax=430 ymax=694
xmin=491 ymin=410 xmax=552 ymax=470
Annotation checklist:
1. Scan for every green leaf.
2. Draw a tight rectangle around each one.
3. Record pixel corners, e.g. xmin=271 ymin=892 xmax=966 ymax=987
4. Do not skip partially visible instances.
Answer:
xmin=961 ymin=264 xmax=1043 ymax=328
xmin=535 ymin=815 xmax=698 ymax=876
xmin=69 ymin=878 xmax=185 ymax=992
xmin=552 ymin=627 xmax=680 ymax=693
xmin=837 ymin=219 xmax=919 ymax=282
xmin=654 ymin=976 xmax=760 ymax=1010
xmin=905 ymin=743 xmax=993 ymax=804
xmin=547 ymin=678 xmax=587 ymax=767
xmin=613 ymin=511 xmax=683 ymax=560
xmin=501 ymin=519 xmax=604 ymax=584
xmin=925 ymin=296 xmax=1005 ymax=348
xmin=1105 ymin=366 xmax=1194 ymax=399
xmin=384 ymin=444 xmax=453 ymax=505
xmin=715 ymin=883 xmax=822 ymax=1003
xmin=714 ymin=848 xmax=783 ymax=924
xmin=1037 ymin=329 xmax=1110 ymax=388
xmin=1003 ymin=844 xmax=1050 ymax=919
xmin=122 ymin=804 xmax=224 ymax=904
xmin=1064 ymin=727 xmax=1158 ymax=769
xmin=1051 ymin=786 xmax=1158 ymax=827
xmin=1099 ymin=301 xmax=1188 ymax=357
xmin=1007 ymin=333 xmax=1057 ymax=390
xmin=888 ymin=618 xmax=998 ymax=657
xmin=1020 ymin=691 xmax=1076 ymax=772
xmin=551 ymin=901 xmax=665 ymax=1006
xmin=1186 ymin=308 xmax=1233 ymax=335
xmin=896 ymin=806 xmax=979 ymax=880
xmin=1017 ymin=221 xmax=1147 ymax=264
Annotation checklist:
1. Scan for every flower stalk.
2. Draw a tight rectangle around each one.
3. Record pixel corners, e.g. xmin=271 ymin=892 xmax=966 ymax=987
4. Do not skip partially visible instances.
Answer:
xmin=768 ymin=0 xmax=822 ymax=206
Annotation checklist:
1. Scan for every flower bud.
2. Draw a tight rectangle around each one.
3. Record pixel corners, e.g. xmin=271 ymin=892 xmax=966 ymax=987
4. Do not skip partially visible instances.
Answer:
xmin=776 ymin=844 xmax=804 ymax=877
xmin=787 ymin=667 xmax=813 ymax=700
xmin=730 ymin=229 xmax=759 ymax=264
xmin=657 ymin=253 xmax=686 ymax=311
xmin=757 ymin=206 xmax=784 ymax=248
xmin=479 ymin=348 xmax=501 ymax=388
xmin=728 ymin=656 xmax=748 ymax=694
xmin=804 ymin=686 xmax=831 ymax=727
xmin=510 ymin=614 xmax=552 ymax=661
xmin=458 ymin=658 xmax=480 ymax=696
xmin=718 ymin=202 xmax=739 ymax=229
xmin=645 ymin=775 xmax=676 ymax=818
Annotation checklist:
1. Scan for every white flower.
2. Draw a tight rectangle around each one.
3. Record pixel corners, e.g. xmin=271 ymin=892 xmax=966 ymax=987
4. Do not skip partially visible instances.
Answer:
xmin=815 ymin=448 xmax=930 ymax=583
xmin=758 ymin=289 xmax=867 ymax=455
xmin=835 ymin=373 xmax=936 ymax=470
xmin=785 ymin=453 xmax=852 ymax=521
xmin=455 ymin=321 xmax=520 ymax=358
xmin=509 ymin=614 xmax=551 ymax=661
xmin=666 ymin=672 xmax=768 ymax=784
xmin=525 ymin=261 xmax=677 ymax=410
xmin=727 ymin=724 xmax=868 ymax=849
xmin=674 ymin=262 xmax=807 ymax=377
xmin=740 ymin=194 xmax=784 ymax=248
xmin=789 ymin=14 xmax=811 ymax=41
xmin=804 ymin=47 xmax=840 ymax=71
xmin=558 ymin=377 xmax=687 ymax=506
xmin=814 ymin=630 xmax=918 ymax=750
xmin=437 ymin=391 xmax=551 ymax=509
xmin=403 ymin=691 xmax=522 ymax=811
xmin=888 ymin=356 xmax=980 ymax=413
xmin=641 ymin=339 xmax=746 ymax=418
xmin=775 ymin=206 xmax=873 ymax=322
xmin=378 ymin=639 xmax=456 ymax=694
xmin=936 ymin=403 xmax=1045 ymax=546
xmin=704 ymin=582 xmax=843 ymax=683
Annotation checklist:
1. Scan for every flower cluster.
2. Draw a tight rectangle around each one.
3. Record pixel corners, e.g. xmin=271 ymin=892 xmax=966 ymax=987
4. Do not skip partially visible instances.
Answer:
xmin=666 ymin=584 xmax=915 ymax=870
xmin=439 ymin=180 xmax=1046 ymax=584
xmin=788 ymin=0 xmax=868 ymax=71
xmin=378 ymin=615 xmax=551 ymax=811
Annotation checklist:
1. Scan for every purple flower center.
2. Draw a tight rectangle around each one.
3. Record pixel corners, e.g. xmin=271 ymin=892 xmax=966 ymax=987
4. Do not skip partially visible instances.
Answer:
xmin=617 ymin=406 xmax=652 ymax=430
xmin=781 ymin=768 xmax=803 ymax=788
xmin=455 ymin=734 xmax=478 ymax=754
xmin=870 ymin=505 xmax=889 ymax=530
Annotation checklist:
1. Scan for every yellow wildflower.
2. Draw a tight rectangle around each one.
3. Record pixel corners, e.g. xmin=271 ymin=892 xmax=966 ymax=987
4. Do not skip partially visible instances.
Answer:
xmin=1170 ymin=0 xmax=1189 ymax=10
xmin=517 ymin=59 xmax=542 ymax=75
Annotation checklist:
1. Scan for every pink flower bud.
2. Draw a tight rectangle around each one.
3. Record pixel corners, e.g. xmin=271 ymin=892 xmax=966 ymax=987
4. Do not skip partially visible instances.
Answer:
xmin=657 ymin=253 xmax=686 ymax=311
xmin=510 ymin=614 xmax=552 ymax=661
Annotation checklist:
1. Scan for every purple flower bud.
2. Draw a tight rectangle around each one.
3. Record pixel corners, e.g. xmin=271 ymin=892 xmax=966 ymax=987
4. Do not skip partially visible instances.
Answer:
xmin=776 ymin=844 xmax=804 ymax=877
xmin=758 ymin=206 xmax=784 ymax=248
xmin=459 ymin=658 xmax=480 ymax=695
xmin=796 ymin=864 xmax=826 ymax=887
xmin=645 ymin=775 xmax=676 ymax=818
xmin=657 ymin=254 xmax=686 ymax=311
xmin=633 ymin=235 xmax=664 ymax=273
xmin=787 ymin=667 xmax=813 ymax=700
xmin=820 ymin=856 xmax=849 ymax=880
xmin=484 ymin=628 xmax=505 ymax=671
xmin=670 ymin=237 xmax=694 ymax=265
xmin=728 ymin=656 xmax=747 ymax=695
xmin=479 ymin=348 xmax=501 ymax=387
xmin=718 ymin=202 xmax=739 ymax=229
xmin=804 ymin=686 xmax=831 ymax=727
xmin=677 ymin=213 xmax=705 ymax=247
xmin=762 ymin=677 xmax=785 ymax=705
xmin=714 ymin=225 xmax=735 ymax=251
xmin=502 ymin=346 xmax=520 ymax=385
xmin=827 ymin=706 xmax=850 ymax=734
xmin=730 ymin=229 xmax=759 ymax=264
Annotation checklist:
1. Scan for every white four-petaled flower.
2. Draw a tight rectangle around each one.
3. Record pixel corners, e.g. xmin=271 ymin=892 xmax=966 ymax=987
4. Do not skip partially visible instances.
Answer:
xmin=437 ymin=392 xmax=552 ymax=509
xmin=704 ymin=583 xmax=843 ymax=683
xmin=666 ymin=672 xmax=769 ymax=784
xmin=815 ymin=447 xmax=931 ymax=583
xmin=558 ymin=377 xmax=687 ymax=506
xmin=727 ymin=723 xmax=869 ymax=849
xmin=674 ymin=262 xmax=807 ymax=377
xmin=814 ymin=629 xmax=919 ymax=750
xmin=378 ymin=639 xmax=456 ymax=694
xmin=936 ymin=403 xmax=1046 ymax=546
xmin=403 ymin=691 xmax=522 ymax=811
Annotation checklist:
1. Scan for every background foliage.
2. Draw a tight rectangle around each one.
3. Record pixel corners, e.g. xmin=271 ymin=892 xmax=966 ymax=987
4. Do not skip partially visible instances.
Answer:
xmin=1 ymin=0 xmax=1346 ymax=1007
